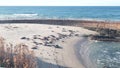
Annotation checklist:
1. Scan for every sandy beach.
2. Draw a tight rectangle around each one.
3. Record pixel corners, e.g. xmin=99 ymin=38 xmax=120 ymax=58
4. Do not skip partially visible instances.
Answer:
xmin=0 ymin=23 xmax=97 ymax=68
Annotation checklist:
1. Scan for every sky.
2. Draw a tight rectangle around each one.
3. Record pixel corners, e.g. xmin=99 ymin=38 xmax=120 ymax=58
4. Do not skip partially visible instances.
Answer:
xmin=0 ymin=0 xmax=119 ymax=6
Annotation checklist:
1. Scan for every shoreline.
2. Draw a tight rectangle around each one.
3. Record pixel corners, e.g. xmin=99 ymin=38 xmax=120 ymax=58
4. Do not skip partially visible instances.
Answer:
xmin=56 ymin=37 xmax=86 ymax=68
xmin=0 ymin=19 xmax=120 ymax=24
xmin=74 ymin=37 xmax=97 ymax=68
xmin=0 ymin=18 xmax=120 ymax=22
xmin=0 ymin=23 xmax=97 ymax=68
xmin=54 ymin=36 xmax=96 ymax=68
xmin=74 ymin=37 xmax=89 ymax=68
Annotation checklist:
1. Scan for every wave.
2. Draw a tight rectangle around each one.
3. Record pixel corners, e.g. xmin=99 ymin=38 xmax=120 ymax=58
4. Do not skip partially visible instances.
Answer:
xmin=78 ymin=40 xmax=120 ymax=68
xmin=0 ymin=13 xmax=39 ymax=20
xmin=0 ymin=14 xmax=119 ymax=22
xmin=87 ymin=41 xmax=120 ymax=68
xmin=12 ymin=13 xmax=38 ymax=17
xmin=0 ymin=16 xmax=104 ymax=21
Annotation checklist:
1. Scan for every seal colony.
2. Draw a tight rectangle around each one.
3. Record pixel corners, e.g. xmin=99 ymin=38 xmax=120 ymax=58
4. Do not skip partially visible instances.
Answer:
xmin=0 ymin=19 xmax=120 ymax=68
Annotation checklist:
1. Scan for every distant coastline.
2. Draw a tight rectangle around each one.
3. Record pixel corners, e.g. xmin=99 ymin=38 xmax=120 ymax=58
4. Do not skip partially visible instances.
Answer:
xmin=0 ymin=19 xmax=120 ymax=30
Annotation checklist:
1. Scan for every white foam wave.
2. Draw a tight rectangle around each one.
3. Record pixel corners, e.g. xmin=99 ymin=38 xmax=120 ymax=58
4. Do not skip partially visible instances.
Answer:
xmin=0 ymin=13 xmax=39 ymax=20
xmin=116 ymin=52 xmax=120 ymax=54
xmin=13 ymin=13 xmax=38 ymax=17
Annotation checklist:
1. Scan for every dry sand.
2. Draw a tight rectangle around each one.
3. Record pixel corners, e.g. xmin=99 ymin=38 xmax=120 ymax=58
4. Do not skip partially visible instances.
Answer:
xmin=0 ymin=23 xmax=97 ymax=68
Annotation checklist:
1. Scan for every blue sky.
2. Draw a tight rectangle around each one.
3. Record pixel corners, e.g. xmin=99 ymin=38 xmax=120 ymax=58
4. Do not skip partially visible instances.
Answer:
xmin=0 ymin=0 xmax=119 ymax=6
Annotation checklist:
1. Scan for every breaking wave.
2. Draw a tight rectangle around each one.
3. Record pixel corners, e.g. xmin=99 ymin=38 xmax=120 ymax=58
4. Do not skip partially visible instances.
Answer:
xmin=0 ymin=13 xmax=39 ymax=20
xmin=13 ymin=13 xmax=38 ymax=17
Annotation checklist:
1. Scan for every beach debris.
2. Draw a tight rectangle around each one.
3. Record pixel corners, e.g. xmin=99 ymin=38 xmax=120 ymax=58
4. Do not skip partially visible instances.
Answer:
xmin=13 ymin=26 xmax=19 ymax=28
xmin=25 ymin=37 xmax=30 ymax=40
xmin=62 ymin=28 xmax=67 ymax=32
xmin=4 ymin=25 xmax=19 ymax=31
xmin=33 ymin=41 xmax=40 ymax=45
xmin=31 ymin=46 xmax=38 ymax=49
xmin=20 ymin=33 xmax=73 ymax=48
xmin=54 ymin=45 xmax=59 ymax=48
xmin=43 ymin=37 xmax=49 ymax=41
xmin=56 ymin=26 xmax=59 ymax=28
xmin=75 ymin=34 xmax=80 ymax=37
xmin=68 ymin=30 xmax=73 ymax=32
xmin=51 ymin=30 xmax=54 ymax=32
xmin=54 ymin=45 xmax=62 ymax=49
xmin=21 ymin=37 xmax=27 ymax=39
xmin=55 ymin=45 xmax=62 ymax=48
xmin=56 ymin=37 xmax=59 ymax=40
xmin=33 ymin=35 xmax=41 ymax=39
xmin=44 ymin=43 xmax=53 ymax=47
xmin=57 ymin=33 xmax=66 ymax=38
xmin=48 ymin=27 xmax=52 ymax=29
xmin=21 ymin=37 xmax=30 ymax=40
xmin=50 ymin=35 xmax=56 ymax=38
xmin=33 ymin=36 xmax=37 ymax=39
xmin=48 ymin=40 xmax=52 ymax=43
xmin=39 ymin=43 xmax=43 ymax=45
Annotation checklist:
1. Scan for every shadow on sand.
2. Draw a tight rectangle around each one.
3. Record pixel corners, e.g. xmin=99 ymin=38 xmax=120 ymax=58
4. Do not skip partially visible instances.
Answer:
xmin=37 ymin=58 xmax=69 ymax=68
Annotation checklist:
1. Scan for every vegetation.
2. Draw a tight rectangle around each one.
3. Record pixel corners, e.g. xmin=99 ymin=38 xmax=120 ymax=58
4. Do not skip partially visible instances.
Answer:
xmin=0 ymin=37 xmax=37 ymax=68
xmin=86 ymin=27 xmax=120 ymax=37
xmin=84 ymin=22 xmax=120 ymax=42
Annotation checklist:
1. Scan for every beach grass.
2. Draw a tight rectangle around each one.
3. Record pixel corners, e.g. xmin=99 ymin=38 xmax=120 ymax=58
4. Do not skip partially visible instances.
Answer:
xmin=0 ymin=37 xmax=37 ymax=68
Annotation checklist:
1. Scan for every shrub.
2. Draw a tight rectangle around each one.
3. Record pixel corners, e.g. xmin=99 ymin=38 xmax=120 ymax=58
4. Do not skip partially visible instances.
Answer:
xmin=0 ymin=37 xmax=37 ymax=68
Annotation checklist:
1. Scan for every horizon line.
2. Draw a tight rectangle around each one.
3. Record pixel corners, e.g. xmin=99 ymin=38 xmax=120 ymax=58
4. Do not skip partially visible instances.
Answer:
xmin=0 ymin=5 xmax=120 ymax=6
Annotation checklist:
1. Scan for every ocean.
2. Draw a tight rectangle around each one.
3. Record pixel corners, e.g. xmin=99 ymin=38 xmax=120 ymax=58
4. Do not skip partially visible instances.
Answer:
xmin=0 ymin=6 xmax=120 ymax=21
xmin=81 ymin=41 xmax=120 ymax=68
xmin=0 ymin=6 xmax=120 ymax=68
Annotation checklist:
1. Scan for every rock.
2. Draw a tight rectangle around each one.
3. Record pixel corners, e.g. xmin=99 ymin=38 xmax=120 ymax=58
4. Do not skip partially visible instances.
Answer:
xmin=51 ymin=30 xmax=54 ymax=32
xmin=33 ymin=36 xmax=37 ymax=39
xmin=62 ymin=28 xmax=67 ymax=32
xmin=26 ymin=38 xmax=30 ymax=40
xmin=75 ymin=34 xmax=79 ymax=37
xmin=50 ymin=35 xmax=56 ymax=38
xmin=31 ymin=46 xmax=38 ymax=49
xmin=43 ymin=37 xmax=49 ymax=41
xmin=33 ymin=41 xmax=39 ymax=45
xmin=21 ymin=37 xmax=26 ymax=39
xmin=57 ymin=26 xmax=59 ymax=28
xmin=54 ymin=45 xmax=62 ymax=49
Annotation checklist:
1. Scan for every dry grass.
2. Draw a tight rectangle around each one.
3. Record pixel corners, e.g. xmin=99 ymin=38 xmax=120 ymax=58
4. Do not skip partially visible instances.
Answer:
xmin=81 ymin=21 xmax=120 ymax=30
xmin=0 ymin=37 xmax=37 ymax=68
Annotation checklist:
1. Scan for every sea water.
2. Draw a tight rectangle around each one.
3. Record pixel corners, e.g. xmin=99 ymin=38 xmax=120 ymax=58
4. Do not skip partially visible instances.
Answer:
xmin=0 ymin=6 xmax=120 ymax=21
xmin=88 ymin=41 xmax=120 ymax=68
xmin=79 ymin=40 xmax=120 ymax=68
